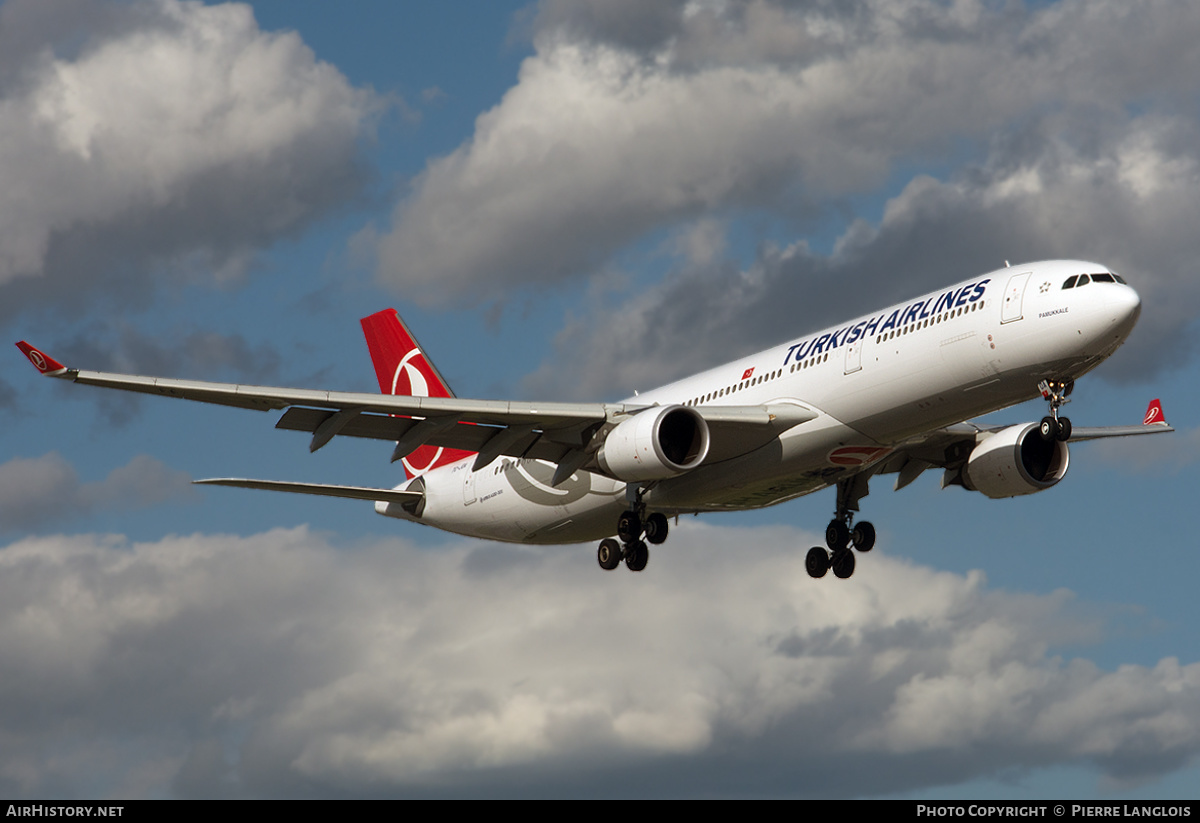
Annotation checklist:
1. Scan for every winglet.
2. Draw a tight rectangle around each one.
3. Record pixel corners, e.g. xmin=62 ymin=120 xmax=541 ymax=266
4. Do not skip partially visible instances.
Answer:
xmin=15 ymin=342 xmax=69 ymax=376
xmin=1143 ymin=398 xmax=1168 ymax=426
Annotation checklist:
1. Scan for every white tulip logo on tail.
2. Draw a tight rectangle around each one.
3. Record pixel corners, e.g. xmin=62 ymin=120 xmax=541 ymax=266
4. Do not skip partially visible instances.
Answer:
xmin=392 ymin=347 xmax=431 ymax=397
xmin=360 ymin=307 xmax=478 ymax=480
xmin=392 ymin=346 xmax=444 ymax=475
xmin=1143 ymin=399 xmax=1166 ymax=426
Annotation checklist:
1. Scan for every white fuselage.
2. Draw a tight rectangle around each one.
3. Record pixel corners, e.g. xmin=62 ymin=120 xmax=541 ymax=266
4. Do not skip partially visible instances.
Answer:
xmin=377 ymin=261 xmax=1141 ymax=544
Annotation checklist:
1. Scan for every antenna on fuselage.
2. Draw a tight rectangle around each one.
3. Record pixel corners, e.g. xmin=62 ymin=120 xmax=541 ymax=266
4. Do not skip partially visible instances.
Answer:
xmin=1005 ymin=260 xmax=1011 ymax=267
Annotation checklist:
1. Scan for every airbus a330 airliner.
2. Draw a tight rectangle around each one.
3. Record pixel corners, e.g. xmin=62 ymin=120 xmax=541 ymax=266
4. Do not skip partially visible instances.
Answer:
xmin=18 ymin=260 xmax=1171 ymax=579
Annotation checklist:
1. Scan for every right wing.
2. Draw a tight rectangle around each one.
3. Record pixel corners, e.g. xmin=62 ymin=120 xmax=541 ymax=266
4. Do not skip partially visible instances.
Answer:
xmin=15 ymin=342 xmax=816 ymax=481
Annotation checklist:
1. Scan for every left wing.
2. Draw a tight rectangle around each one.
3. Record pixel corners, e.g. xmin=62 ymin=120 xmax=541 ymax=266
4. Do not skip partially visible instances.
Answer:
xmin=1065 ymin=398 xmax=1173 ymax=441
xmin=873 ymin=398 xmax=1173 ymax=494
xmin=15 ymin=342 xmax=815 ymax=481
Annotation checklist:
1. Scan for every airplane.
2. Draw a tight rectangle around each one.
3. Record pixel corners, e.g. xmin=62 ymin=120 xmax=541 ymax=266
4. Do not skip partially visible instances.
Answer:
xmin=16 ymin=259 xmax=1172 ymax=579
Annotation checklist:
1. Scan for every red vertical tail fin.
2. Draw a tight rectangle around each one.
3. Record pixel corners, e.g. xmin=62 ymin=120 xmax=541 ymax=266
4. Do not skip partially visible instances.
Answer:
xmin=361 ymin=309 xmax=475 ymax=478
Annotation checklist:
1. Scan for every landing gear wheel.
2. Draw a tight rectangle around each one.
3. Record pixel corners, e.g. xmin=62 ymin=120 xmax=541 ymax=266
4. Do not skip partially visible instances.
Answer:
xmin=851 ymin=521 xmax=876 ymax=553
xmin=1039 ymin=416 xmax=1060 ymax=442
xmin=1038 ymin=379 xmax=1074 ymax=442
xmin=805 ymin=547 xmax=830 ymax=579
xmin=1055 ymin=417 xmax=1072 ymax=441
xmin=826 ymin=519 xmax=850 ymax=551
xmin=644 ymin=512 xmax=669 ymax=545
xmin=597 ymin=538 xmax=622 ymax=571
xmin=831 ymin=548 xmax=856 ymax=579
xmin=617 ymin=510 xmax=642 ymax=543
xmin=624 ymin=540 xmax=649 ymax=572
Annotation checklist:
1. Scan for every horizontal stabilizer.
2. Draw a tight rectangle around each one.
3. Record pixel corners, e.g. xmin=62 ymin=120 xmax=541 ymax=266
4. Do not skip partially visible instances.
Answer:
xmin=194 ymin=478 xmax=422 ymax=505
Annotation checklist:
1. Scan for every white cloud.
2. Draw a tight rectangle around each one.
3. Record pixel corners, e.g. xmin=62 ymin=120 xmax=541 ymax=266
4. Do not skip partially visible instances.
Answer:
xmin=0 ymin=452 xmax=196 ymax=531
xmin=0 ymin=521 xmax=1196 ymax=797
xmin=522 ymin=117 xmax=1200 ymax=400
xmin=375 ymin=0 xmax=1200 ymax=307
xmin=0 ymin=0 xmax=381 ymax=317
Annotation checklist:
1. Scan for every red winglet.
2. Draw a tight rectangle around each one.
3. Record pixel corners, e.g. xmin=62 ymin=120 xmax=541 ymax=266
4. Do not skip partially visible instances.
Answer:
xmin=15 ymin=342 xmax=68 ymax=375
xmin=1143 ymin=398 xmax=1167 ymax=426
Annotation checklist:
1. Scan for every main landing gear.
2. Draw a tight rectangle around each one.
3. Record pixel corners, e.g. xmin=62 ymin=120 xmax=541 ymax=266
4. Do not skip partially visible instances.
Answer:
xmin=597 ymin=485 xmax=669 ymax=572
xmin=806 ymin=517 xmax=875 ymax=580
xmin=806 ymin=474 xmax=877 ymax=580
xmin=1038 ymin=379 xmax=1074 ymax=442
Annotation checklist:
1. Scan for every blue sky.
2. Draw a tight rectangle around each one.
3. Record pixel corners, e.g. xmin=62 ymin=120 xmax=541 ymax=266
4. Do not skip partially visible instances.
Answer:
xmin=2 ymin=0 xmax=1200 ymax=799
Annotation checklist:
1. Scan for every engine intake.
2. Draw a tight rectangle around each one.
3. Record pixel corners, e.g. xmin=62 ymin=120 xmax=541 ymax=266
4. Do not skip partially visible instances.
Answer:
xmin=962 ymin=423 xmax=1069 ymax=499
xmin=597 ymin=405 xmax=710 ymax=482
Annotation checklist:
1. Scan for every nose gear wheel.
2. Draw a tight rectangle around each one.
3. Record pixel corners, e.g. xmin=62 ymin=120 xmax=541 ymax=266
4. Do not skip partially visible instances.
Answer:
xmin=1038 ymin=380 xmax=1073 ymax=442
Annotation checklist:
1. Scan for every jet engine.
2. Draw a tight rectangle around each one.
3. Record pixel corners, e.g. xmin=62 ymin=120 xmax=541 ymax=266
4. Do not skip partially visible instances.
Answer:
xmin=596 ymin=405 xmax=710 ymax=482
xmin=961 ymin=423 xmax=1069 ymax=499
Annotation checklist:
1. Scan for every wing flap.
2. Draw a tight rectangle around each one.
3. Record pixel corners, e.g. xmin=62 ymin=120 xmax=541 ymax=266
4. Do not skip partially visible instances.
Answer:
xmin=273 ymin=408 xmax=596 ymax=463
xmin=272 ymin=401 xmax=813 ymax=469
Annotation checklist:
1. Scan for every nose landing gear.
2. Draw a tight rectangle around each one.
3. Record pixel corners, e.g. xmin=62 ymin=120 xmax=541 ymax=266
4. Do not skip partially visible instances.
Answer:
xmin=1038 ymin=379 xmax=1074 ymax=442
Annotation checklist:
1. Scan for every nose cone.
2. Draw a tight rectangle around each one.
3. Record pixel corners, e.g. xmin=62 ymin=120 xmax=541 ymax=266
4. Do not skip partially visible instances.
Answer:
xmin=1110 ymin=283 xmax=1141 ymax=335
xmin=1092 ymin=283 xmax=1141 ymax=355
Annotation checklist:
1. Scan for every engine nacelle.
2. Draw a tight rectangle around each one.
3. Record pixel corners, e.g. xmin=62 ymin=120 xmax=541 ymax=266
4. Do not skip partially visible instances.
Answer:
xmin=597 ymin=405 xmax=710 ymax=482
xmin=962 ymin=423 xmax=1070 ymax=499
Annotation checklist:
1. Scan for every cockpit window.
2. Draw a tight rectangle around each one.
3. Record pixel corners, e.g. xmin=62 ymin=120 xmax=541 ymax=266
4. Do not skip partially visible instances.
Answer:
xmin=1091 ymin=273 xmax=1115 ymax=283
xmin=1112 ymin=272 xmax=1127 ymax=284
xmin=1077 ymin=274 xmax=1090 ymax=287
xmin=1062 ymin=275 xmax=1079 ymax=289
